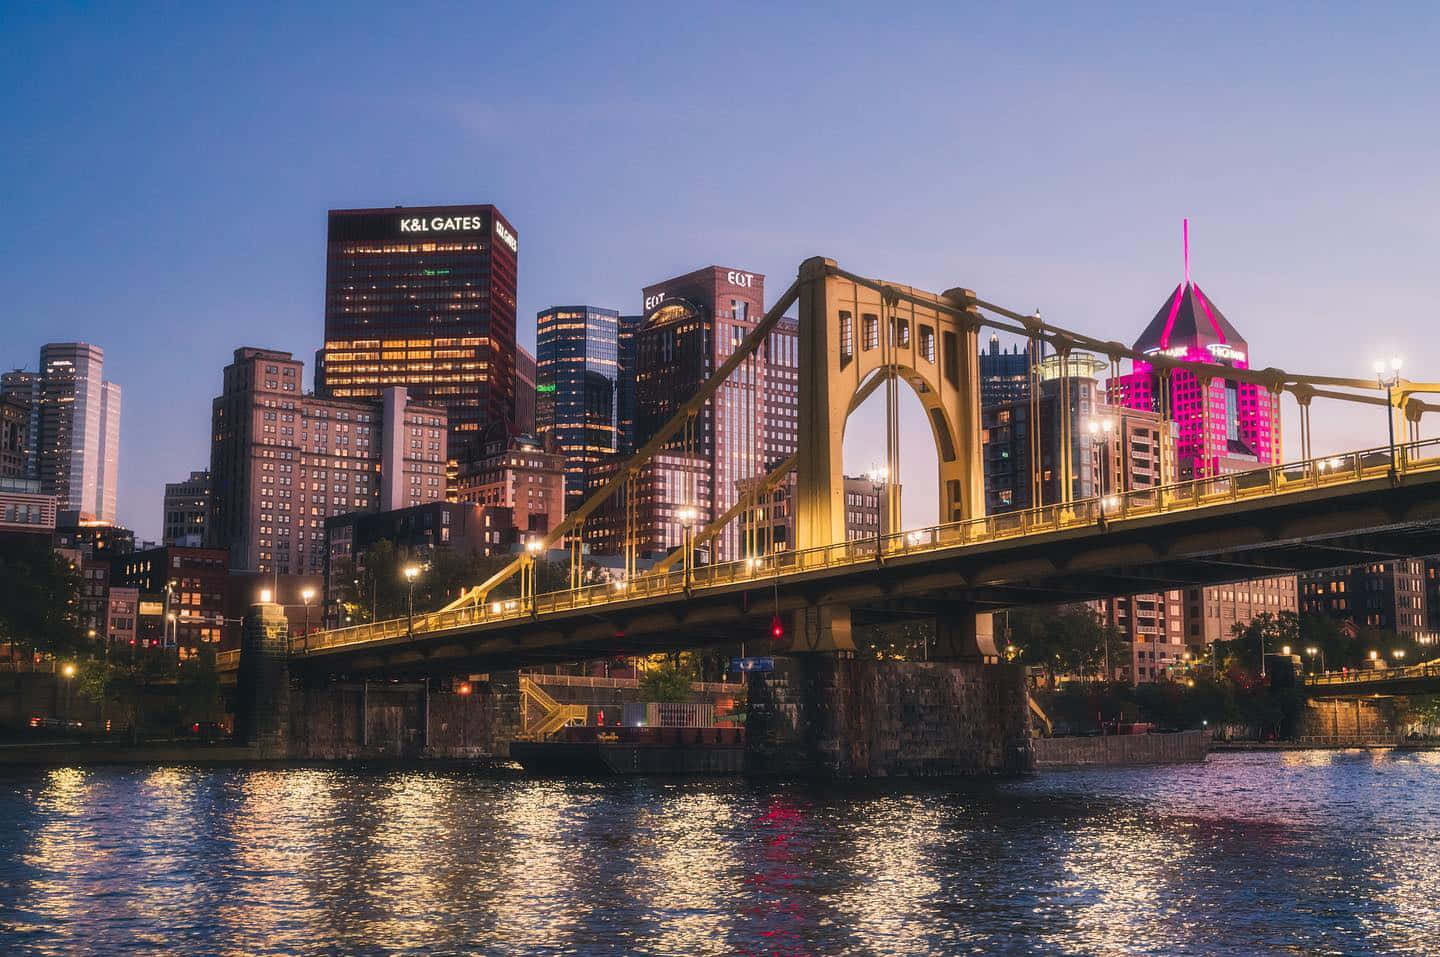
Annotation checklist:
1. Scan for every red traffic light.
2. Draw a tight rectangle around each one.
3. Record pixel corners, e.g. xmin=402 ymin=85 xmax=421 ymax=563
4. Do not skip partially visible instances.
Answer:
xmin=770 ymin=614 xmax=784 ymax=640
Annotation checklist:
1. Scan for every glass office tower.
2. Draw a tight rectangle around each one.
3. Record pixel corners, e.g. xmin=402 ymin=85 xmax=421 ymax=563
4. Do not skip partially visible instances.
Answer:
xmin=535 ymin=306 xmax=620 ymax=509
xmin=317 ymin=205 xmax=519 ymax=461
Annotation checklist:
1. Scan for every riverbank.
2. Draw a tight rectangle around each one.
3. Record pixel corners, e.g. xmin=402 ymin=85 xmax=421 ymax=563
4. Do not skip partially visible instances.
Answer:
xmin=1212 ymin=740 xmax=1440 ymax=752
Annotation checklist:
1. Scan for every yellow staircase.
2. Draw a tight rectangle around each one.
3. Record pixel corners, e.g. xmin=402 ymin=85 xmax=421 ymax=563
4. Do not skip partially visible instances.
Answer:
xmin=519 ymin=677 xmax=589 ymax=740
xmin=1028 ymin=695 xmax=1053 ymax=737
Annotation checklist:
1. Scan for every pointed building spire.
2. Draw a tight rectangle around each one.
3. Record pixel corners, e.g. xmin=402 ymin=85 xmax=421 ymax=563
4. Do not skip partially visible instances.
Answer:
xmin=1183 ymin=218 xmax=1191 ymax=287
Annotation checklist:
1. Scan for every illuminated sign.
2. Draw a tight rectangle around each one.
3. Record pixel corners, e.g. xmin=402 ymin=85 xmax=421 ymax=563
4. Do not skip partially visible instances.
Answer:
xmin=494 ymin=220 xmax=518 ymax=253
xmin=536 ymin=383 xmax=556 ymax=394
xmin=398 ymin=215 xmax=486 ymax=234
xmin=1206 ymin=343 xmax=1246 ymax=363
xmin=139 ymin=601 xmax=164 ymax=617
xmin=726 ymin=270 xmax=756 ymax=288
xmin=644 ymin=292 xmax=667 ymax=311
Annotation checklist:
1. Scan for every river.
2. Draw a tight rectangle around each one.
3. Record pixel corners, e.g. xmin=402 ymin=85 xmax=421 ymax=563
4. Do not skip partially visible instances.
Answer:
xmin=1 ymin=750 xmax=1438 ymax=955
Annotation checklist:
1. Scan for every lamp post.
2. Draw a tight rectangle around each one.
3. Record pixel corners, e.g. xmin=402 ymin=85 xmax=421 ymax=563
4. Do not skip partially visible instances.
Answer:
xmin=1088 ymin=417 xmax=1120 ymax=522
xmin=675 ymin=506 xmax=699 ymax=591
xmin=301 ymin=588 xmax=315 ymax=654
xmin=1305 ymin=645 xmax=1324 ymax=675
xmin=1374 ymin=357 xmax=1403 ymax=473
xmin=61 ymin=662 xmax=75 ymax=723
xmin=867 ymin=465 xmax=888 ymax=560
xmin=404 ymin=565 xmax=420 ymax=637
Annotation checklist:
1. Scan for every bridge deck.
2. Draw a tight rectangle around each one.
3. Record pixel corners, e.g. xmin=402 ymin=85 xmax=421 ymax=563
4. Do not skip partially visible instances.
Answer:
xmin=221 ymin=439 xmax=1440 ymax=676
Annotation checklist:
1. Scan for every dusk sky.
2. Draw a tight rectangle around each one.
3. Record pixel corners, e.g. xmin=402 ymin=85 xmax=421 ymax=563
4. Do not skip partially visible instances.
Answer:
xmin=4 ymin=4 xmax=1438 ymax=540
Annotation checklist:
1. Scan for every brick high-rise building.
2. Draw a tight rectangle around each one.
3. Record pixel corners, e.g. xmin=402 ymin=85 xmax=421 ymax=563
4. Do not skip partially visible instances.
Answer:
xmin=1 ymin=370 xmax=38 ymax=479
xmin=113 ymin=545 xmax=230 ymax=657
xmin=316 ymin=205 xmax=519 ymax=461
xmin=163 ymin=470 xmax=211 ymax=547
xmin=0 ymin=396 xmax=28 ymax=479
xmin=208 ymin=347 xmax=447 ymax=576
xmin=455 ymin=434 xmax=565 ymax=537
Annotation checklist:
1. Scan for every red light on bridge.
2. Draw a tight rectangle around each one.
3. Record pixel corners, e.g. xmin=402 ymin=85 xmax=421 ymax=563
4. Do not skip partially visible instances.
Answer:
xmin=770 ymin=615 xmax=784 ymax=640
xmin=457 ymin=682 xmax=472 ymax=696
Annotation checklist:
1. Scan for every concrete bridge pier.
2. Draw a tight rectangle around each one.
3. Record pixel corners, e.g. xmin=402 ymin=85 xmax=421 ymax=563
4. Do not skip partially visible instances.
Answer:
xmin=746 ymin=604 xmax=1033 ymax=777
xmin=234 ymin=601 xmax=291 ymax=755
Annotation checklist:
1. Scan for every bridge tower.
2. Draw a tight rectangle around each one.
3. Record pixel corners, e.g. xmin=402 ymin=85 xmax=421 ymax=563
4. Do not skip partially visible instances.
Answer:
xmin=789 ymin=256 xmax=996 ymax=659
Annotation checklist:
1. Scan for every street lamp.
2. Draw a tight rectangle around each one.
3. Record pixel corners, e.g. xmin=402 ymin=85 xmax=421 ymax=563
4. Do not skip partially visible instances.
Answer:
xmin=1374 ymin=356 xmax=1403 ymax=472
xmin=1392 ymin=649 xmax=1406 ymax=662
xmin=675 ymin=506 xmax=699 ymax=590
xmin=867 ymin=465 xmax=888 ymax=560
xmin=61 ymin=662 xmax=75 ymax=723
xmin=1305 ymin=645 xmax=1324 ymax=674
xmin=300 ymin=587 xmax=315 ymax=653
xmin=403 ymin=565 xmax=420 ymax=637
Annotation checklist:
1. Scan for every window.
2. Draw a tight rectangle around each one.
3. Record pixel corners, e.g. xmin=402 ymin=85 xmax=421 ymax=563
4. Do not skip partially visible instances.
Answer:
xmin=920 ymin=326 xmax=936 ymax=363
xmin=839 ymin=311 xmax=854 ymax=364
xmin=862 ymin=314 xmax=878 ymax=351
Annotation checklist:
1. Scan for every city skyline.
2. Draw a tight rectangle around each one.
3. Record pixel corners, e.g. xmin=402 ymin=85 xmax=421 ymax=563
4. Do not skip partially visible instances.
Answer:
xmin=4 ymin=5 xmax=1438 ymax=540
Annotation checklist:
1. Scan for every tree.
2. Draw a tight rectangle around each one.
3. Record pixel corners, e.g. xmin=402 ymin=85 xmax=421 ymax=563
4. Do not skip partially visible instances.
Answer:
xmin=0 ymin=540 xmax=84 ymax=664
xmin=638 ymin=655 xmax=696 ymax=703
xmin=1004 ymin=604 xmax=1120 ymax=685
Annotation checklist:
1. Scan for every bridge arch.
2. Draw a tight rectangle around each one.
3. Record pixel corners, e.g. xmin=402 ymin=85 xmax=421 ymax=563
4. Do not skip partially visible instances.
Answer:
xmin=794 ymin=257 xmax=985 ymax=551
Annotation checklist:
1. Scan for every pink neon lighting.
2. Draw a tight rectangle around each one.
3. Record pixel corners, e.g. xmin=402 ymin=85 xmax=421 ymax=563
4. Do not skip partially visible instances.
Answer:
xmin=1183 ymin=218 xmax=1191 ymax=286
xmin=1158 ymin=283 xmax=1183 ymax=349
xmin=1193 ymin=286 xmax=1227 ymax=344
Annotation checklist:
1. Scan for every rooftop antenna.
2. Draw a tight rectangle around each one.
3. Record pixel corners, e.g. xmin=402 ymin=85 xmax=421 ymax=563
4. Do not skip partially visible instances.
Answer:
xmin=1183 ymin=218 xmax=1191 ymax=287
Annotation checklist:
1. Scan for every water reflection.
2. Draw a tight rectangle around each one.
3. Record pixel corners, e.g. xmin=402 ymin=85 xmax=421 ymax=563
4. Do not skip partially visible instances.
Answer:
xmin=2 ymin=754 xmax=1440 ymax=955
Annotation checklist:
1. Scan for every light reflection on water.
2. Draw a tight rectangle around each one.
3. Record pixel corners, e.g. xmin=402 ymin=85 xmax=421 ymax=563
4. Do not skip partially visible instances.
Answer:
xmin=2 ymin=751 xmax=1439 ymax=955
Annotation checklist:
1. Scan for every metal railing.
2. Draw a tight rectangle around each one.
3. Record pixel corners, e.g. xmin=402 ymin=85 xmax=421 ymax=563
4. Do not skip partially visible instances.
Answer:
xmin=298 ymin=436 xmax=1440 ymax=657
xmin=1306 ymin=657 xmax=1440 ymax=688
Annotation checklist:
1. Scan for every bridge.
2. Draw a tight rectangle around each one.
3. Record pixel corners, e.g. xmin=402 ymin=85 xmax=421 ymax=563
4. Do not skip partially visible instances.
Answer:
xmin=225 ymin=257 xmax=1440 ymax=775
xmin=1306 ymin=659 xmax=1440 ymax=697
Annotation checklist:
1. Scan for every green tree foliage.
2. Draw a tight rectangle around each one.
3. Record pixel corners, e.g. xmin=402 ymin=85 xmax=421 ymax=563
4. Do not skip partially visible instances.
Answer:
xmin=0 ymin=540 xmax=84 ymax=663
xmin=638 ymin=656 xmax=697 ymax=703
xmin=1003 ymin=605 xmax=1125 ymax=684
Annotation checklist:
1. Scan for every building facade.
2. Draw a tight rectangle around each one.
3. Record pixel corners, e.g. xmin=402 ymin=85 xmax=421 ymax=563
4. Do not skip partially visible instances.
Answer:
xmin=979 ymin=335 xmax=1031 ymax=411
xmin=316 ymin=205 xmax=519 ymax=460
xmin=207 ymin=347 xmax=447 ymax=576
xmin=1 ymin=370 xmax=38 ymax=479
xmin=16 ymin=343 xmax=123 ymax=522
xmin=616 ymin=314 xmax=642 ymax=456
xmin=1299 ymin=561 xmax=1430 ymax=640
xmin=163 ymin=470 xmax=211 ymax=546
xmin=454 ymin=434 xmax=565 ymax=537
xmin=0 ymin=476 xmax=56 ymax=543
xmin=982 ymin=355 xmax=1105 ymax=513
xmin=535 ymin=306 xmax=621 ymax=509
xmin=323 ymin=500 xmax=517 ymax=617
xmin=592 ymin=267 xmax=795 ymax=562
xmin=1 ymin=395 xmax=29 ymax=478
xmin=112 ymin=546 xmax=230 ymax=658
xmin=515 ymin=343 xmax=537 ymax=437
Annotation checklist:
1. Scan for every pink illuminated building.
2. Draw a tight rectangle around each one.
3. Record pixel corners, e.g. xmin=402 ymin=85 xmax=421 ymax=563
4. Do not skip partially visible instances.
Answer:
xmin=1109 ymin=222 xmax=1281 ymax=479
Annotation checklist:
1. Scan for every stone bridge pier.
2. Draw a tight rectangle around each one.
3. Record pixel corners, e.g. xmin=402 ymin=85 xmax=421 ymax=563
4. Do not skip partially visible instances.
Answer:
xmin=746 ymin=603 xmax=1033 ymax=777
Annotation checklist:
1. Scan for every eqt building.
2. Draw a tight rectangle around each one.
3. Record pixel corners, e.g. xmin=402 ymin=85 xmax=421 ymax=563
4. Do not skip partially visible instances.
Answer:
xmin=317 ymin=205 xmax=519 ymax=461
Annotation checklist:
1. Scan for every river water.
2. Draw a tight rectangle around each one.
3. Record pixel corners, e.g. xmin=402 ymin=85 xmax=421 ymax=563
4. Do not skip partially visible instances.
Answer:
xmin=1 ymin=750 xmax=1438 ymax=955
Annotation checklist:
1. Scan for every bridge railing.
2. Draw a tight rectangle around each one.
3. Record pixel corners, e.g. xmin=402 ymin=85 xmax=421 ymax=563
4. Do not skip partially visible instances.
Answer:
xmin=297 ymin=435 xmax=1440 ymax=656
xmin=1306 ymin=658 xmax=1440 ymax=688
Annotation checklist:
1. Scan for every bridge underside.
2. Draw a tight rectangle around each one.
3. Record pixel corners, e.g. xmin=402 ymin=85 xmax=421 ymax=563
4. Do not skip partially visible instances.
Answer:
xmin=292 ymin=471 xmax=1440 ymax=679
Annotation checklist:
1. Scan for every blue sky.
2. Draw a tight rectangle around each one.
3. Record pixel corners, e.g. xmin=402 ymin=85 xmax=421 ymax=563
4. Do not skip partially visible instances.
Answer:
xmin=3 ymin=3 xmax=1438 ymax=539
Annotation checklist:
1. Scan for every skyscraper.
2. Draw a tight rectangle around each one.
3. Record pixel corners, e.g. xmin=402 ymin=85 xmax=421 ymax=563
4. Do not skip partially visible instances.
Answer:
xmin=1109 ymin=224 xmax=1280 ymax=479
xmin=979 ymin=334 xmax=1031 ymax=411
xmin=535 ymin=305 xmax=620 ymax=508
xmin=584 ymin=267 xmax=796 ymax=562
xmin=24 ymin=343 xmax=122 ymax=523
xmin=316 ymin=205 xmax=519 ymax=461
xmin=1108 ymin=223 xmax=1294 ymax=649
